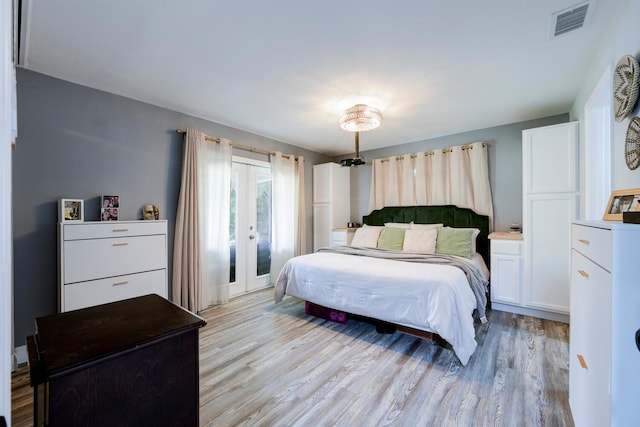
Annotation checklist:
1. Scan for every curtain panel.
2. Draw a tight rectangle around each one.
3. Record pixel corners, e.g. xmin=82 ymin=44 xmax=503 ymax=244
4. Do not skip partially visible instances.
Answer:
xmin=294 ymin=157 xmax=306 ymax=256
xmin=172 ymin=128 xmax=232 ymax=312
xmin=270 ymin=153 xmax=305 ymax=283
xmin=369 ymin=141 xmax=493 ymax=227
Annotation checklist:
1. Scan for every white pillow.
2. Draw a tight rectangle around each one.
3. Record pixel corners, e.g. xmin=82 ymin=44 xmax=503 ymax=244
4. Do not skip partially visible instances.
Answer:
xmin=361 ymin=224 xmax=384 ymax=230
xmin=384 ymin=222 xmax=412 ymax=229
xmin=410 ymin=223 xmax=443 ymax=230
xmin=403 ymin=229 xmax=438 ymax=254
xmin=350 ymin=227 xmax=382 ymax=247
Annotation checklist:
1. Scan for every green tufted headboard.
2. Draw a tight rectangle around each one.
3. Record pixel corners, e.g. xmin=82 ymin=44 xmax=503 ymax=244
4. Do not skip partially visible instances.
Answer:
xmin=362 ymin=205 xmax=491 ymax=264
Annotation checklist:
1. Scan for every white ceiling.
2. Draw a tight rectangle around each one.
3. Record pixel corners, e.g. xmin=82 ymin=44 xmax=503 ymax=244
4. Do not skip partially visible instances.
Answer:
xmin=19 ymin=0 xmax=621 ymax=156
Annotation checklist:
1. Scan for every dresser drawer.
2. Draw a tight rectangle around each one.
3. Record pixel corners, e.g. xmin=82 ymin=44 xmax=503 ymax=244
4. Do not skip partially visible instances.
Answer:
xmin=62 ymin=221 xmax=167 ymax=241
xmin=331 ymin=230 xmax=347 ymax=245
xmin=491 ymin=239 xmax=522 ymax=255
xmin=571 ymin=224 xmax=611 ymax=271
xmin=64 ymin=235 xmax=166 ymax=283
xmin=62 ymin=269 xmax=167 ymax=312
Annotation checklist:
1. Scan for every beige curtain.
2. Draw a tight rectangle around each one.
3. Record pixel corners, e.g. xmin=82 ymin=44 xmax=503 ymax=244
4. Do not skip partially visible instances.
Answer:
xmin=295 ymin=157 xmax=306 ymax=256
xmin=172 ymin=128 xmax=232 ymax=312
xmin=369 ymin=141 xmax=493 ymax=226
xmin=270 ymin=153 xmax=306 ymax=283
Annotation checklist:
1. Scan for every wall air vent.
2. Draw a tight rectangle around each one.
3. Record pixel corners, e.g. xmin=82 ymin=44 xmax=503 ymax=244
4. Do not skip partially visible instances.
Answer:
xmin=552 ymin=2 xmax=590 ymax=37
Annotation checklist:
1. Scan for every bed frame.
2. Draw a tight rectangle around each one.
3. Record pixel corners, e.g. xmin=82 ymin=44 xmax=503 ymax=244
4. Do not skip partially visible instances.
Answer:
xmin=362 ymin=205 xmax=491 ymax=265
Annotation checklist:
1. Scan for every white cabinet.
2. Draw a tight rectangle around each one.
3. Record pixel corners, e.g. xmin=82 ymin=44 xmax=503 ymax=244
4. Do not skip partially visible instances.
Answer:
xmin=59 ymin=220 xmax=168 ymax=312
xmin=520 ymin=122 xmax=579 ymax=322
xmin=489 ymin=233 xmax=523 ymax=307
xmin=313 ymin=163 xmax=350 ymax=250
xmin=569 ymin=221 xmax=640 ymax=427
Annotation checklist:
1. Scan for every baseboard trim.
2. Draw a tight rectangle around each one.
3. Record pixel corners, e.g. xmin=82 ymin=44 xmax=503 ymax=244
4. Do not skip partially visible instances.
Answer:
xmin=491 ymin=302 xmax=570 ymax=323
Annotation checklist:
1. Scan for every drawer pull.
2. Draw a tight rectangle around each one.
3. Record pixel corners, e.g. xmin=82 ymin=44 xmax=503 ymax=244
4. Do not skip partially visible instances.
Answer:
xmin=578 ymin=238 xmax=590 ymax=245
xmin=113 ymin=280 xmax=129 ymax=286
xmin=577 ymin=354 xmax=588 ymax=369
xmin=112 ymin=228 xmax=129 ymax=232
xmin=578 ymin=270 xmax=589 ymax=278
xmin=112 ymin=242 xmax=129 ymax=247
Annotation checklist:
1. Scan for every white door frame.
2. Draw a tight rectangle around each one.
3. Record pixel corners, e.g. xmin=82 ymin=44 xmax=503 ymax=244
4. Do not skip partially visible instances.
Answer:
xmin=583 ymin=64 xmax=613 ymax=220
xmin=1 ymin=0 xmax=14 ymax=420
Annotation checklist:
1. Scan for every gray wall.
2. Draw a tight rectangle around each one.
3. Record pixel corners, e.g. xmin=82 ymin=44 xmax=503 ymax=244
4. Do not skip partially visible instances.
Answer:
xmin=333 ymin=114 xmax=570 ymax=232
xmin=13 ymin=69 xmax=330 ymax=343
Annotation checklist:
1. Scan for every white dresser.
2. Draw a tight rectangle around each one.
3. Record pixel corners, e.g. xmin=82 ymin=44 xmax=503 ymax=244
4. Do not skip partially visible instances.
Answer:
xmin=59 ymin=220 xmax=168 ymax=312
xmin=569 ymin=220 xmax=640 ymax=427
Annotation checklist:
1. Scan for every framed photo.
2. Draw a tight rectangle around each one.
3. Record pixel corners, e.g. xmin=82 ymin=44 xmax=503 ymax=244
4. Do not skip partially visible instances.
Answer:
xmin=59 ymin=199 xmax=84 ymax=222
xmin=101 ymin=208 xmax=119 ymax=222
xmin=101 ymin=195 xmax=120 ymax=209
xmin=603 ymin=188 xmax=640 ymax=221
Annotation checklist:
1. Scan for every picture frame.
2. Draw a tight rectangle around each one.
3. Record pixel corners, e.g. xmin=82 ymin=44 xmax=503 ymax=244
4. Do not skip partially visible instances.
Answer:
xmin=100 ymin=195 xmax=120 ymax=221
xmin=603 ymin=188 xmax=640 ymax=221
xmin=101 ymin=194 xmax=120 ymax=209
xmin=59 ymin=199 xmax=84 ymax=222
xmin=101 ymin=208 xmax=119 ymax=222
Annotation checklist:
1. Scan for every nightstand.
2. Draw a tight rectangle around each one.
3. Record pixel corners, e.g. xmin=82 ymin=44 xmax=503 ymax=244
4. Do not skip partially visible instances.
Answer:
xmin=488 ymin=232 xmax=523 ymax=309
xmin=331 ymin=228 xmax=357 ymax=246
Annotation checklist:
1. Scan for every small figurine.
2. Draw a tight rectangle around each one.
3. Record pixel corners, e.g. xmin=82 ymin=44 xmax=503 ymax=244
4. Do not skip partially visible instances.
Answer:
xmin=142 ymin=204 xmax=159 ymax=220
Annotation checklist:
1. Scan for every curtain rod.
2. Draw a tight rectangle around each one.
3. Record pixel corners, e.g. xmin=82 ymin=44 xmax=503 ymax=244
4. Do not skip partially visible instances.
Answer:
xmin=175 ymin=129 xmax=297 ymax=160
xmin=379 ymin=142 xmax=487 ymax=163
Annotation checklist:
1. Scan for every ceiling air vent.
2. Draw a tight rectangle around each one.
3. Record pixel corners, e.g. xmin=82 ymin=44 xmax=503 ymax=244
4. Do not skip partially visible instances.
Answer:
xmin=552 ymin=2 xmax=590 ymax=37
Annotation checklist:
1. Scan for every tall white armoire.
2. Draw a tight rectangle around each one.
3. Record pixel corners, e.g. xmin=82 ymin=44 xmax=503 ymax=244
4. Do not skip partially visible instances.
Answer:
xmin=313 ymin=163 xmax=350 ymax=251
xmin=522 ymin=121 xmax=579 ymax=322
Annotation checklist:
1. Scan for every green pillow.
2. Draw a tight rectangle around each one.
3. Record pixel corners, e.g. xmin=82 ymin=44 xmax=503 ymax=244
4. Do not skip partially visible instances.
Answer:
xmin=376 ymin=227 xmax=406 ymax=251
xmin=435 ymin=227 xmax=474 ymax=258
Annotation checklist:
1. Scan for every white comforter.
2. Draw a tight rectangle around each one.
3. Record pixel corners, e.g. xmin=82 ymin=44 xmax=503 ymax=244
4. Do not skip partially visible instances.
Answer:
xmin=274 ymin=251 xmax=488 ymax=365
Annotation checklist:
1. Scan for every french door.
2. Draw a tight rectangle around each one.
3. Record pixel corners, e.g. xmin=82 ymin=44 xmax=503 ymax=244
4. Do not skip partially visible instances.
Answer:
xmin=229 ymin=158 xmax=272 ymax=297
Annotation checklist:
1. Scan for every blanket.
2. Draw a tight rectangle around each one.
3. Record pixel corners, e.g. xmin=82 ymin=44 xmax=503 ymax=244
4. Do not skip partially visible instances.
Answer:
xmin=316 ymin=246 xmax=489 ymax=322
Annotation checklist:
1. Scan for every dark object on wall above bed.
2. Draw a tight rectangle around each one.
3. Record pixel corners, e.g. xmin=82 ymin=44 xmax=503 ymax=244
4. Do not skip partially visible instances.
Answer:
xmin=362 ymin=205 xmax=491 ymax=264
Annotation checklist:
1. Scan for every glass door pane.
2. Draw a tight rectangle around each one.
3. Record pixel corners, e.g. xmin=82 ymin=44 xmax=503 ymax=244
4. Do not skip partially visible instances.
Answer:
xmin=255 ymin=169 xmax=271 ymax=276
xmin=230 ymin=160 xmax=271 ymax=297
xmin=229 ymin=167 xmax=238 ymax=283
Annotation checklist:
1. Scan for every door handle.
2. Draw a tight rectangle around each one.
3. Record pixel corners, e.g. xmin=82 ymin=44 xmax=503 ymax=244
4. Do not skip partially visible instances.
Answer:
xmin=577 ymin=354 xmax=588 ymax=369
xmin=249 ymin=235 xmax=255 ymax=240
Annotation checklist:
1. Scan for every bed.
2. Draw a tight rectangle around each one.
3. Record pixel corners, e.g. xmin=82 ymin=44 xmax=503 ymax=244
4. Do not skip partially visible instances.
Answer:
xmin=274 ymin=205 xmax=490 ymax=365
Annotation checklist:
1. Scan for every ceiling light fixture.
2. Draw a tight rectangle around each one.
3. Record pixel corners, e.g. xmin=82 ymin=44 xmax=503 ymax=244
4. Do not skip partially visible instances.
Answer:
xmin=338 ymin=104 xmax=383 ymax=132
xmin=339 ymin=104 xmax=383 ymax=167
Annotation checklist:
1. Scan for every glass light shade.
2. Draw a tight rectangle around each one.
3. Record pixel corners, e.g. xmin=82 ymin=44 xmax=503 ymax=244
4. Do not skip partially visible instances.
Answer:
xmin=339 ymin=104 xmax=383 ymax=132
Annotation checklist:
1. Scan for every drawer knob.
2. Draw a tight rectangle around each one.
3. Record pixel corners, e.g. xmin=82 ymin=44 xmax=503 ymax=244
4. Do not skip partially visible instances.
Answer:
xmin=112 ymin=242 xmax=129 ymax=247
xmin=578 ymin=238 xmax=590 ymax=245
xmin=577 ymin=354 xmax=588 ymax=369
xmin=112 ymin=228 xmax=129 ymax=232
xmin=578 ymin=270 xmax=589 ymax=278
xmin=113 ymin=280 xmax=129 ymax=286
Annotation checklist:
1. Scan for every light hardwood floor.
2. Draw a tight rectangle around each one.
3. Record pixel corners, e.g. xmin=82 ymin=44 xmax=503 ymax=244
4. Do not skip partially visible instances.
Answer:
xmin=12 ymin=288 xmax=574 ymax=426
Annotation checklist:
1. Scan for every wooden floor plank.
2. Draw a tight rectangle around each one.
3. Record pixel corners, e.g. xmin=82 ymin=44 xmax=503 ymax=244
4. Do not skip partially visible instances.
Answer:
xmin=12 ymin=288 xmax=574 ymax=426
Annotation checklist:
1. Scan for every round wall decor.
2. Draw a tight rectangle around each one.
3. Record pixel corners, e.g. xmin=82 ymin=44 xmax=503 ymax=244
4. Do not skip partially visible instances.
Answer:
xmin=624 ymin=117 xmax=640 ymax=170
xmin=613 ymin=55 xmax=640 ymax=122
